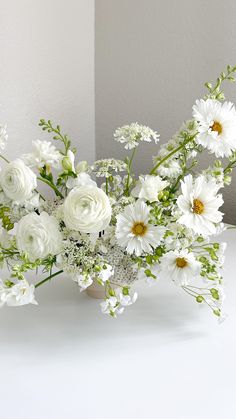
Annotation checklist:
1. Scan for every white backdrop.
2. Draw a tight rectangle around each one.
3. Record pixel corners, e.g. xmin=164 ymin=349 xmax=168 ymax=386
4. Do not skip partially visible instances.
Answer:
xmin=0 ymin=0 xmax=95 ymax=163
xmin=95 ymin=0 xmax=236 ymax=223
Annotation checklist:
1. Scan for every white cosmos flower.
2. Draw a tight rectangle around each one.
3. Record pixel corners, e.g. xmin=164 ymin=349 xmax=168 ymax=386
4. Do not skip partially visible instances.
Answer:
xmin=159 ymin=250 xmax=201 ymax=285
xmin=64 ymin=185 xmax=112 ymax=234
xmin=0 ymin=279 xmax=37 ymax=307
xmin=114 ymin=123 xmax=159 ymax=149
xmin=66 ymin=172 xmax=96 ymax=189
xmin=16 ymin=212 xmax=63 ymax=262
xmin=0 ymin=124 xmax=8 ymax=151
xmin=22 ymin=140 xmax=61 ymax=169
xmin=131 ymin=175 xmax=169 ymax=202
xmin=177 ymin=174 xmax=224 ymax=236
xmin=115 ymin=200 xmax=165 ymax=256
xmin=0 ymin=159 xmax=37 ymax=203
xmin=193 ymin=99 xmax=236 ymax=157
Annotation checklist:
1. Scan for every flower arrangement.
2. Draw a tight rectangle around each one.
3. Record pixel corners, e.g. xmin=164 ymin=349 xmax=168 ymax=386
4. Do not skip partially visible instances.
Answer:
xmin=0 ymin=66 xmax=236 ymax=320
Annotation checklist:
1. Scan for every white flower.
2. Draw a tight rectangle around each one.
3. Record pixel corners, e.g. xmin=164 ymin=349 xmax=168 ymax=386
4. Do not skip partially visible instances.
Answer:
xmin=0 ymin=159 xmax=37 ymax=203
xmin=16 ymin=211 xmax=63 ymax=261
xmin=22 ymin=140 xmax=61 ymax=169
xmin=118 ymin=291 xmax=138 ymax=306
xmin=75 ymin=160 xmax=88 ymax=174
xmin=132 ymin=175 xmax=169 ymax=202
xmin=159 ymin=250 xmax=201 ymax=285
xmin=116 ymin=200 xmax=165 ymax=256
xmin=66 ymin=172 xmax=96 ymax=189
xmin=114 ymin=123 xmax=159 ymax=149
xmin=157 ymin=160 xmax=182 ymax=178
xmin=177 ymin=174 xmax=224 ymax=236
xmin=137 ymin=265 xmax=159 ymax=286
xmin=63 ymin=185 xmax=112 ymax=234
xmin=0 ymin=124 xmax=8 ymax=151
xmin=193 ymin=99 xmax=236 ymax=157
xmin=72 ymin=273 xmax=93 ymax=291
xmin=98 ymin=264 xmax=114 ymax=282
xmin=0 ymin=279 xmax=37 ymax=307
xmin=100 ymin=296 xmax=124 ymax=317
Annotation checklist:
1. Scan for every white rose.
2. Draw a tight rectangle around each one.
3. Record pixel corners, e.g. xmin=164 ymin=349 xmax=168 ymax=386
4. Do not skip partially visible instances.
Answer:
xmin=66 ymin=172 xmax=96 ymax=189
xmin=64 ymin=185 xmax=112 ymax=233
xmin=16 ymin=211 xmax=63 ymax=261
xmin=0 ymin=159 xmax=37 ymax=202
xmin=131 ymin=175 xmax=169 ymax=202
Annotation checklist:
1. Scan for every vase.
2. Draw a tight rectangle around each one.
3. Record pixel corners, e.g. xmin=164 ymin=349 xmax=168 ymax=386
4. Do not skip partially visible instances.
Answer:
xmin=86 ymin=281 xmax=106 ymax=299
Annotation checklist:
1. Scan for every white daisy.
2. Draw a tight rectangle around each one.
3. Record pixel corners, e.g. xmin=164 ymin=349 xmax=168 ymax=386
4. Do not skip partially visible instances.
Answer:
xmin=193 ymin=99 xmax=236 ymax=157
xmin=177 ymin=174 xmax=224 ymax=236
xmin=159 ymin=250 xmax=201 ymax=285
xmin=131 ymin=175 xmax=169 ymax=202
xmin=114 ymin=123 xmax=159 ymax=150
xmin=115 ymin=200 xmax=165 ymax=256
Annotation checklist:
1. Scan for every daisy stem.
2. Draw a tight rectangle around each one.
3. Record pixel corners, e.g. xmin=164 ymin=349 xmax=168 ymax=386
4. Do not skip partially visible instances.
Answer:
xmin=0 ymin=155 xmax=10 ymax=164
xmin=125 ymin=148 xmax=136 ymax=196
xmin=150 ymin=133 xmax=197 ymax=175
xmin=35 ymin=270 xmax=63 ymax=288
xmin=37 ymin=177 xmax=64 ymax=199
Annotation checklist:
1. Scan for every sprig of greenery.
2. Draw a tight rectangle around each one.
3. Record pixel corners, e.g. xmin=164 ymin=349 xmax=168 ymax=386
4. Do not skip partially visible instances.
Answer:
xmin=39 ymin=119 xmax=73 ymax=155
xmin=204 ymin=64 xmax=236 ymax=100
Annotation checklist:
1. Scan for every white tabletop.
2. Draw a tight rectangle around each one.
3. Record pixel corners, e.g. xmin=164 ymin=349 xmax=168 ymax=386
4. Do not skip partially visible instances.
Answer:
xmin=0 ymin=228 xmax=235 ymax=419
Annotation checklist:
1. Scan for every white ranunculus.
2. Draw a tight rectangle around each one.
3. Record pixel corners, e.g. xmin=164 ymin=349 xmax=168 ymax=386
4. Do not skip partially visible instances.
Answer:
xmin=131 ymin=175 xmax=169 ymax=202
xmin=0 ymin=159 xmax=37 ymax=202
xmin=63 ymin=185 xmax=112 ymax=233
xmin=16 ymin=211 xmax=63 ymax=261
xmin=66 ymin=172 xmax=96 ymax=189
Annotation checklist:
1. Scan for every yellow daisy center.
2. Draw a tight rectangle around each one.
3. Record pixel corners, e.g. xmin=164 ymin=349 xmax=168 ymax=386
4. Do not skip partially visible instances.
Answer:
xmin=210 ymin=121 xmax=222 ymax=135
xmin=192 ymin=198 xmax=204 ymax=215
xmin=131 ymin=222 xmax=147 ymax=236
xmin=176 ymin=257 xmax=188 ymax=268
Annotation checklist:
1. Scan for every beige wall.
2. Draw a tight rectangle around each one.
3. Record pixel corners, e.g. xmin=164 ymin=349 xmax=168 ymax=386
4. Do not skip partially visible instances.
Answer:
xmin=0 ymin=0 xmax=95 ymax=163
xmin=95 ymin=0 xmax=236 ymax=223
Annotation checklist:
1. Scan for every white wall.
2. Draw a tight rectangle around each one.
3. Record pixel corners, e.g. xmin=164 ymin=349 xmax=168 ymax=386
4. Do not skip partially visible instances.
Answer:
xmin=0 ymin=0 xmax=95 ymax=163
xmin=95 ymin=0 xmax=236 ymax=223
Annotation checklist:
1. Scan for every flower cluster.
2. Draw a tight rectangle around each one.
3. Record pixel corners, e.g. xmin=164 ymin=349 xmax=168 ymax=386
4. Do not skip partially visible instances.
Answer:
xmin=0 ymin=66 xmax=236 ymax=321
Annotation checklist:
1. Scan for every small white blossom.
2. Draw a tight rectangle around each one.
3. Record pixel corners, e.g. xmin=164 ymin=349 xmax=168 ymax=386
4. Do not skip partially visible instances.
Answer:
xmin=22 ymin=140 xmax=61 ymax=169
xmin=66 ymin=172 xmax=96 ymax=189
xmin=72 ymin=273 xmax=93 ymax=291
xmin=132 ymin=175 xmax=169 ymax=202
xmin=0 ymin=280 xmax=37 ymax=307
xmin=114 ymin=123 xmax=159 ymax=149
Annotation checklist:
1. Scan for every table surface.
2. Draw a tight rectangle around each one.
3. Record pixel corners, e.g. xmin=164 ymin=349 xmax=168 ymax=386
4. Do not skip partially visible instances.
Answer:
xmin=0 ymin=228 xmax=235 ymax=419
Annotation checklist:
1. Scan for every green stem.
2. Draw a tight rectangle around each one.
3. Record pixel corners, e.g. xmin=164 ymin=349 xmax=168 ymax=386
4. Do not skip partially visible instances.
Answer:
xmin=125 ymin=148 xmax=136 ymax=196
xmin=37 ymin=177 xmax=64 ymax=199
xmin=224 ymin=159 xmax=236 ymax=174
xmin=105 ymin=178 xmax=109 ymax=194
xmin=0 ymin=155 xmax=10 ymax=163
xmin=150 ymin=133 xmax=197 ymax=175
xmin=35 ymin=270 xmax=63 ymax=288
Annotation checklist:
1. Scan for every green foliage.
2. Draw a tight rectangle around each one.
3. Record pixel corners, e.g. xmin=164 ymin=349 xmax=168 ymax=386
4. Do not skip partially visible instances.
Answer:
xmin=39 ymin=119 xmax=75 ymax=155
xmin=0 ymin=206 xmax=14 ymax=231
xmin=205 ymin=64 xmax=236 ymax=100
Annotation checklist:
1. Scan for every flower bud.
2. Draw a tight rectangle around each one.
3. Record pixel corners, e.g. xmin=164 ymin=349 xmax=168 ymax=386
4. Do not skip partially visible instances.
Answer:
xmin=62 ymin=150 xmax=75 ymax=172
